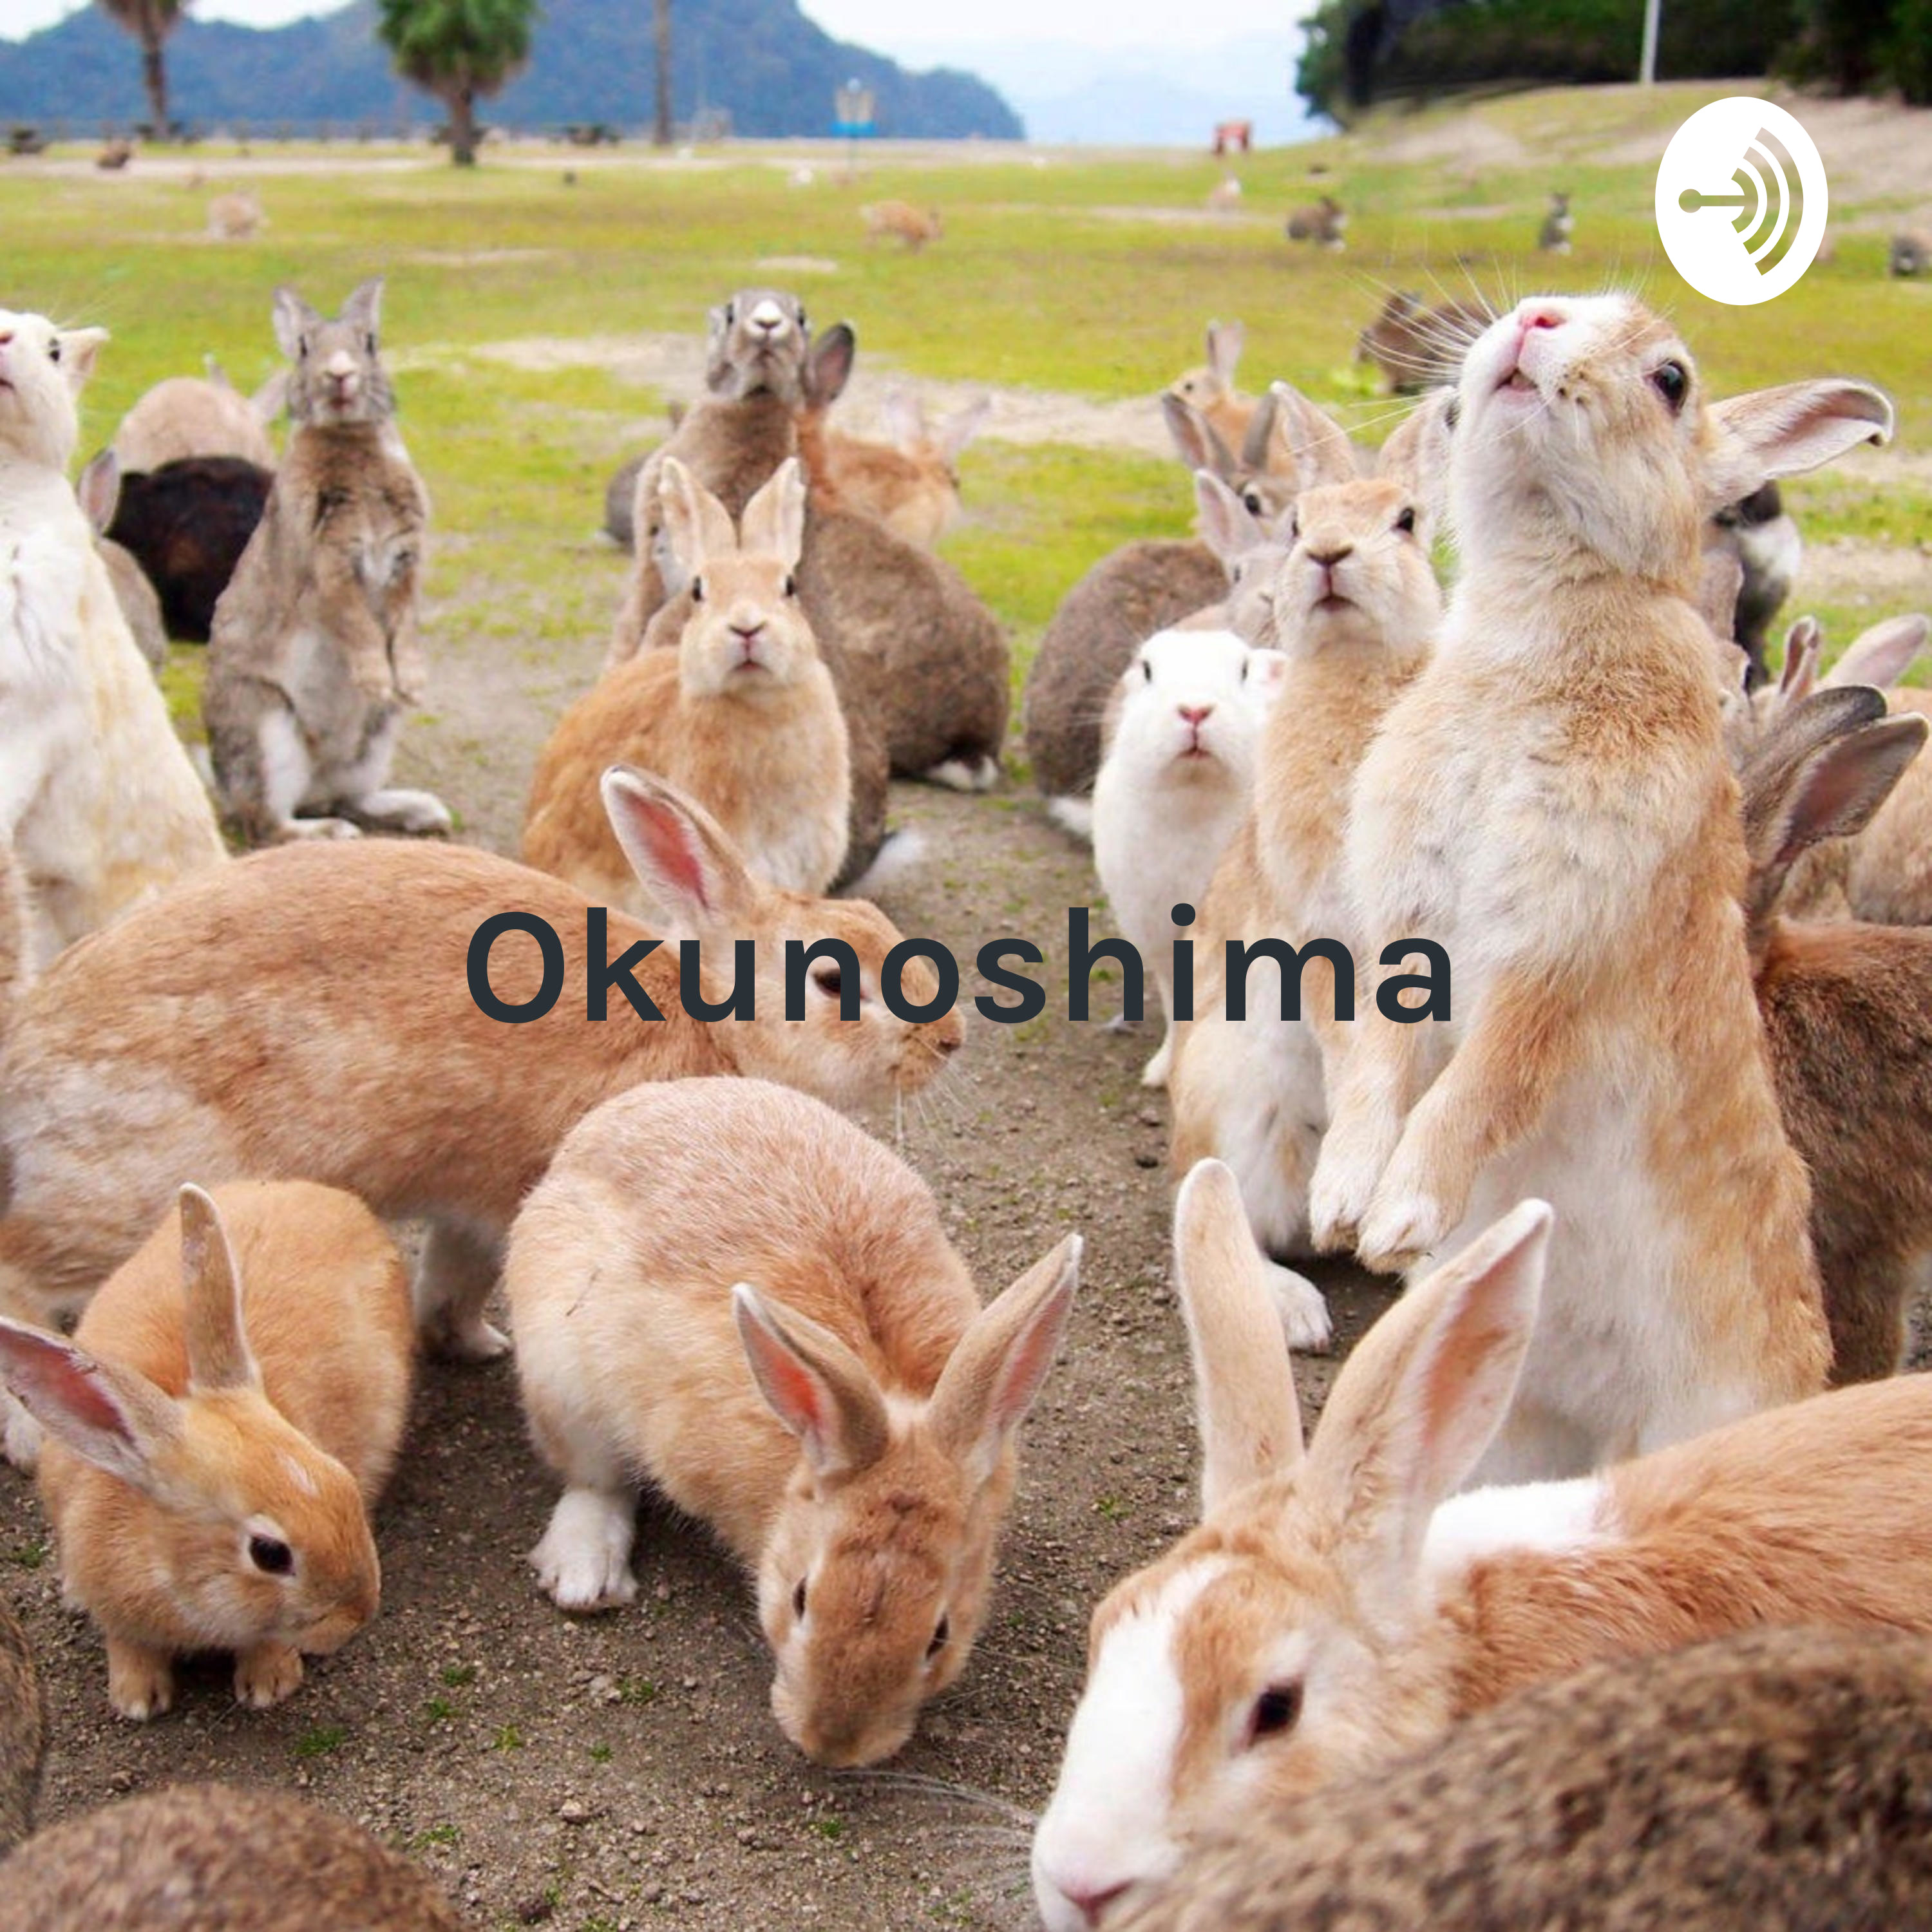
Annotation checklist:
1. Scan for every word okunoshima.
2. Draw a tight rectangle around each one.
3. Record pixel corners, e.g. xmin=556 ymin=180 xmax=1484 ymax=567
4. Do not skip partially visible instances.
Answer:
xmin=466 ymin=904 xmax=1452 ymax=1027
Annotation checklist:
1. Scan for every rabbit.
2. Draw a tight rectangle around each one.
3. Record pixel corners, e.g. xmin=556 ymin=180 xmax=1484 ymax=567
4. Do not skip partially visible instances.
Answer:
xmin=205 ymin=191 xmax=264 ymax=240
xmin=1890 ymin=230 xmax=1931 ymax=276
xmin=606 ymin=294 xmax=891 ymax=885
xmin=507 ymin=1075 xmax=1077 ymax=1766
xmin=524 ymin=458 xmax=850 ymax=898
xmin=1110 ymin=1626 xmax=1932 ymax=1932
xmin=0 ymin=1783 xmax=469 ymax=1930
xmin=809 ymin=388 xmax=989 ymax=551
xmin=1736 ymin=688 xmax=1932 ymax=1385
xmin=0 ymin=1180 xmax=411 ymax=1718
xmin=203 ymin=278 xmax=448 ymax=847
xmin=1166 ymin=319 xmax=1255 ymax=453
xmin=860 ymin=200 xmax=942 ymax=249
xmin=0 ymin=307 xmax=225 ymax=971
xmin=0 ymin=1595 xmax=43 ymax=1857
xmin=1354 ymin=291 xmax=1487 ymax=395
xmin=1206 ymin=176 xmax=1243 ymax=213
xmin=1025 ymin=385 xmax=1356 ymax=824
xmin=1169 ymin=421 xmax=1445 ymax=1307
xmin=1705 ymin=480 xmax=1801 ymax=686
xmin=1285 ymin=193 xmax=1345 ymax=245
xmin=75 ymin=449 xmax=166 ymax=670
xmin=1537 ymin=187 xmax=1573 ymax=252
xmin=104 ymin=454 xmax=273 ymax=643
xmin=1306 ymin=293 xmax=1892 ymax=1481
xmin=113 ymin=360 xmax=278 ymax=473
xmin=1030 ymin=1161 xmax=1932 ymax=1930
xmin=1092 ymin=630 xmax=1289 ymax=1087
xmin=0 ymin=769 xmax=963 ymax=1392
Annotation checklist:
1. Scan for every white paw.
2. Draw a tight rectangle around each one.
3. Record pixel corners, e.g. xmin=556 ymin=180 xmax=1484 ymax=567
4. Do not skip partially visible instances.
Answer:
xmin=1264 ymin=1262 xmax=1332 ymax=1353
xmin=924 ymin=757 xmax=985 ymax=793
xmin=286 ymin=816 xmax=362 ymax=840
xmin=422 ymin=1312 xmax=511 ymax=1362
xmin=1307 ymin=1151 xmax=1381 ymax=1256
xmin=1142 ymin=1037 xmax=1174 ymax=1088
xmin=530 ymin=1490 xmax=639 ymax=1612
xmin=108 ymin=1649 xmax=175 ymax=1721
xmin=1357 ymin=1189 xmax=1447 ymax=1275
xmin=359 ymin=788 xmax=454 ymax=836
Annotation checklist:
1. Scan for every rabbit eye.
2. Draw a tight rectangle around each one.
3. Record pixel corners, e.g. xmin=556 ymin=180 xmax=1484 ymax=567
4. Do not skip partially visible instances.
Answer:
xmin=1242 ymin=489 xmax=1264 ymax=516
xmin=797 ymin=308 xmax=809 ymax=334
xmin=689 ymin=576 xmax=704 ymax=604
xmin=1443 ymin=395 xmax=1461 ymax=430
xmin=365 ymin=332 xmax=377 ymax=355
xmin=926 ymin=1615 xmax=950 ymax=1660
xmin=297 ymin=334 xmax=308 ymax=358
xmin=813 ymin=965 xmax=844 ymax=1000
xmin=249 ymin=1534 xmax=294 ymax=1577
xmin=1247 ymin=1681 xmax=1302 ymax=1743
xmin=1141 ymin=659 xmax=1154 ymax=683
xmin=792 ymin=1578 xmax=808 ymax=1619
xmin=1651 ymin=361 xmax=1689 ymax=412
xmin=1396 ymin=506 xmax=1417 ymax=535
xmin=724 ymin=302 xmax=736 ymax=326
xmin=46 ymin=337 xmax=61 ymax=365
xmin=782 ymin=573 xmax=797 ymax=599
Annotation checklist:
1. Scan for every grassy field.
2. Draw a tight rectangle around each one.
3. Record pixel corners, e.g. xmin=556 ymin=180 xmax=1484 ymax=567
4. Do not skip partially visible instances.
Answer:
xmin=5 ymin=78 xmax=1929 ymax=731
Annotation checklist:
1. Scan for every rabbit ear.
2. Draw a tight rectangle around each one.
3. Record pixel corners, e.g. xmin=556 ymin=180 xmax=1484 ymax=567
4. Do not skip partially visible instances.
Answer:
xmin=600 ymin=766 xmax=761 ymax=937
xmin=272 ymin=287 xmax=318 ymax=360
xmin=658 ymin=457 xmax=726 ymax=576
xmin=929 ymin=1236 xmax=1079 ymax=1487
xmin=805 ymin=324 xmax=856 ymax=408
xmin=1174 ymin=1160 xmax=1304 ymax=1517
xmin=178 ymin=1185 xmax=260 ymax=1396
xmin=1702 ymin=380 xmax=1893 ymax=515
xmin=249 ymin=368 xmax=289 ymax=426
xmin=1207 ymin=319 xmax=1244 ymax=386
xmin=1779 ymin=618 xmax=1821 ymax=703
xmin=76 ymin=449 xmax=120 ymax=536
xmin=55 ymin=328 xmax=107 ymax=394
xmin=1195 ymin=470 xmax=1264 ymax=567
xmin=0 ymin=1319 xmax=181 ymax=1493
xmin=881 ymin=388 xmax=924 ymax=451
xmin=739 ymin=457 xmax=807 ymax=570
xmin=1823 ymin=614 xmax=1929 ymax=692
xmin=1376 ymin=387 xmax=1453 ymax=541
xmin=1162 ymin=392 xmax=1238 ymax=481
xmin=733 ymin=1286 xmax=889 ymax=1482
xmin=340 ymin=278 xmax=384 ymax=336
xmin=935 ymin=394 xmax=990 ymax=466
xmin=1238 ymin=385 xmax=1280 ymax=473
xmin=1265 ymin=382 xmax=1358 ymax=491
xmin=1303 ymin=1200 xmax=1552 ymax=1624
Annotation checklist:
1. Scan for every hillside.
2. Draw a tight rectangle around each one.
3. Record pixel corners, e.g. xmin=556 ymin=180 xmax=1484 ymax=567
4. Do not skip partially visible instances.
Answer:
xmin=0 ymin=0 xmax=1023 ymax=140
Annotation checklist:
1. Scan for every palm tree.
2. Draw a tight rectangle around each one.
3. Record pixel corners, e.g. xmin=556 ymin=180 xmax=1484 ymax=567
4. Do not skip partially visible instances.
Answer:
xmin=96 ymin=0 xmax=187 ymax=138
xmin=376 ymin=0 xmax=540 ymax=167
xmin=652 ymin=0 xmax=672 ymax=147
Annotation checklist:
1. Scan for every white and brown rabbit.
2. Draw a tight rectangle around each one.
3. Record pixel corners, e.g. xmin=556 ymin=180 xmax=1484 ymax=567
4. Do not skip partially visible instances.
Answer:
xmin=1308 ymin=293 xmax=1892 ymax=1479
xmin=1030 ymin=1161 xmax=1932 ymax=1929
xmin=525 ymin=457 xmax=849 ymax=898
xmin=0 ymin=1181 xmax=411 ymax=1718
xmin=204 ymin=279 xmax=448 ymax=846
xmin=1 ymin=1783 xmax=470 ymax=1931
xmin=1092 ymin=629 xmax=1288 ymax=1089
xmin=0 ymin=307 xmax=224 ymax=969
xmin=0 ymin=770 xmax=961 ymax=1388
xmin=1168 ymin=400 xmax=1444 ymax=1305
xmin=508 ymin=1075 xmax=1076 ymax=1767
xmin=1112 ymin=1626 xmax=1932 ymax=1932
xmin=0 ymin=1593 xmax=42 ymax=1856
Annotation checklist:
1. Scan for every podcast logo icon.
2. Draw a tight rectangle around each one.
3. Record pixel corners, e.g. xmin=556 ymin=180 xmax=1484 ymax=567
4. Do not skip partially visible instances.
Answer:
xmin=1656 ymin=98 xmax=1829 ymax=305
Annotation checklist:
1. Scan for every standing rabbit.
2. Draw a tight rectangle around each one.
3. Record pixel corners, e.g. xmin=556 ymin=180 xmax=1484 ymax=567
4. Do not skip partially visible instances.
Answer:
xmin=1308 ymin=294 xmax=1891 ymax=1479
xmin=1092 ymin=630 xmax=1287 ymax=1088
xmin=1030 ymin=1162 xmax=1932 ymax=1930
xmin=1112 ymin=1627 xmax=1932 ymax=1932
xmin=1 ymin=1783 xmax=469 ymax=1931
xmin=509 ymin=1076 xmax=1077 ymax=1766
xmin=524 ymin=457 xmax=850 ymax=898
xmin=0 ymin=1181 xmax=412 ymax=1718
xmin=0 ymin=770 xmax=961 ymax=1391
xmin=204 ymin=279 xmax=448 ymax=846
xmin=0 ymin=307 xmax=224 ymax=969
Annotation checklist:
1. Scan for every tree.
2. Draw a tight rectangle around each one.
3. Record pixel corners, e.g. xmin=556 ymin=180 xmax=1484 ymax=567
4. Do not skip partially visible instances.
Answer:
xmin=96 ymin=0 xmax=187 ymax=137
xmin=652 ymin=0 xmax=672 ymax=146
xmin=376 ymin=0 xmax=540 ymax=166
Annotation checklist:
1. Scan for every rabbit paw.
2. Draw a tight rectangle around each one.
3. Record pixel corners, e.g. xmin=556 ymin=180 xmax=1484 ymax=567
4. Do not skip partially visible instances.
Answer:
xmin=1307 ymin=1153 xmax=1379 ymax=1256
xmin=108 ymin=1640 xmax=175 ymax=1721
xmin=531 ymin=1489 xmax=639 ymax=1612
xmin=1264 ymin=1261 xmax=1332 ymax=1353
xmin=283 ymin=815 xmax=363 ymax=842
xmin=1356 ymin=1189 xmax=1448 ymax=1276
xmin=235 ymin=1642 xmax=305 ymax=1710
xmin=2 ymin=1390 xmax=41 ymax=1473
xmin=1141 ymin=1032 xmax=1175 ymax=1088
xmin=347 ymin=788 xmax=453 ymax=838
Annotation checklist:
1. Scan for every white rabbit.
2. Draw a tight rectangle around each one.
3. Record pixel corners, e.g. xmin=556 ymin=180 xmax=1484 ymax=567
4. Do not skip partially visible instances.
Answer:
xmin=1092 ymin=629 xmax=1287 ymax=1088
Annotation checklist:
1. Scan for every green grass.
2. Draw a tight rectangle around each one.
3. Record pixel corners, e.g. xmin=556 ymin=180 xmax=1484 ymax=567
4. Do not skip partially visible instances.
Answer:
xmin=3 ymin=84 xmax=1924 ymax=684
xmin=294 ymin=1723 xmax=347 ymax=1757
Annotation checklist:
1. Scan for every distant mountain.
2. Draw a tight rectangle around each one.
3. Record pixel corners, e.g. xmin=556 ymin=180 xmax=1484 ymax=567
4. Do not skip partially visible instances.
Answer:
xmin=0 ymin=0 xmax=1023 ymax=140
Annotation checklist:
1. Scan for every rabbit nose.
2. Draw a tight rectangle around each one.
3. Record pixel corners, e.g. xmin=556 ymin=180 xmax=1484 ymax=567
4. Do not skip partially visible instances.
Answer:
xmin=1520 ymin=303 xmax=1565 ymax=331
xmin=1179 ymin=704 xmax=1213 ymax=725
xmin=1307 ymin=544 xmax=1352 ymax=567
xmin=1063 ymin=1880 xmax=1130 ymax=1926
xmin=750 ymin=298 xmax=786 ymax=334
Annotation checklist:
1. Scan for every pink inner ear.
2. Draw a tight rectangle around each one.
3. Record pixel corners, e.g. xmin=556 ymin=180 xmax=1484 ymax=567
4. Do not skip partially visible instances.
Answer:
xmin=755 ymin=1334 xmax=831 ymax=1448
xmin=614 ymin=788 xmax=713 ymax=917
xmin=3 ymin=1333 xmax=130 ymax=1444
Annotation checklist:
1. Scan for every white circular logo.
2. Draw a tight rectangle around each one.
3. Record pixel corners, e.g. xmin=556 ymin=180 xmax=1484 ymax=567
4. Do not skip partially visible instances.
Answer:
xmin=1655 ymin=97 xmax=1829 ymax=305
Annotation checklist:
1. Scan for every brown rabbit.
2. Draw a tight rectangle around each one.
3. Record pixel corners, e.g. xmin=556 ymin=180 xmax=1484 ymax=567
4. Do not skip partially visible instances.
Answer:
xmin=0 ymin=1783 xmax=469 ymax=1931
xmin=0 ymin=1594 xmax=42 ymax=1855
xmin=1166 ymin=320 xmax=1255 ymax=451
xmin=1738 ymin=688 xmax=1932 ymax=1383
xmin=113 ymin=358 xmax=277 ymax=473
xmin=860 ymin=200 xmax=942 ymax=249
xmin=1108 ymin=1627 xmax=1932 ymax=1932
xmin=1285 ymin=193 xmax=1345 ymax=245
xmin=525 ymin=458 xmax=850 ymax=898
xmin=203 ymin=278 xmax=446 ymax=846
xmin=0 ymin=770 xmax=961 ymax=1387
xmin=1354 ymin=291 xmax=1486 ymax=395
xmin=0 ymin=1182 xmax=412 ymax=1718
xmin=808 ymin=388 xmax=989 ymax=551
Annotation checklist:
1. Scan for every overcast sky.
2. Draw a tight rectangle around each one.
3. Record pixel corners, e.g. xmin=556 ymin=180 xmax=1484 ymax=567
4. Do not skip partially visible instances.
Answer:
xmin=0 ymin=0 xmax=1293 ymax=48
